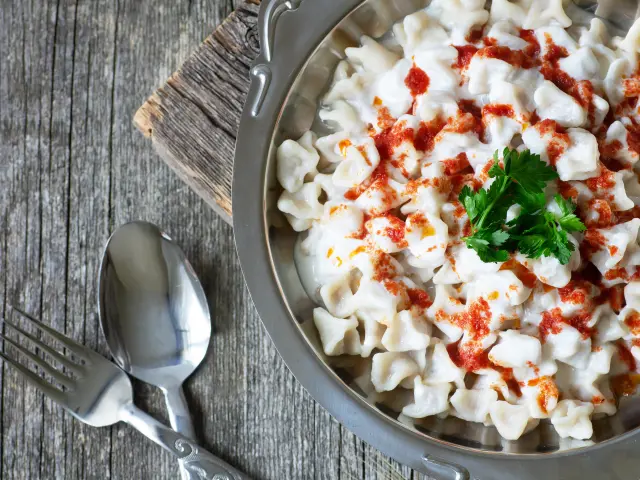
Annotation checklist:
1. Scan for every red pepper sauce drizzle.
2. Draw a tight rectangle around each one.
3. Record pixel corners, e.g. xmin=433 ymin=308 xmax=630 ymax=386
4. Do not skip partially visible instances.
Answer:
xmin=540 ymin=35 xmax=597 ymax=124
xmin=404 ymin=176 xmax=449 ymax=197
xmin=452 ymin=100 xmax=484 ymax=139
xmin=537 ymin=307 xmax=593 ymax=343
xmin=405 ymin=65 xmax=430 ymax=97
xmin=500 ymin=367 xmax=523 ymax=397
xmin=482 ymin=104 xmax=515 ymax=119
xmin=527 ymin=376 xmax=559 ymax=414
xmin=580 ymin=229 xmax=607 ymax=259
xmin=540 ymin=36 xmax=572 ymax=89
xmin=558 ymin=279 xmax=591 ymax=305
xmin=499 ymin=259 xmax=538 ymax=289
xmin=344 ymin=164 xmax=387 ymax=201
xmin=414 ymin=118 xmax=446 ymax=152
xmin=449 ymin=173 xmax=483 ymax=197
xmin=584 ymin=198 xmax=615 ymax=229
xmin=349 ymin=119 xmax=418 ymax=203
xmin=381 ymin=215 xmax=408 ymax=249
xmin=624 ymin=310 xmax=640 ymax=335
xmin=595 ymin=284 xmax=625 ymax=313
xmin=407 ymin=288 xmax=433 ymax=310
xmin=624 ymin=76 xmax=640 ymax=97
xmin=519 ymin=29 xmax=540 ymax=58
xmin=455 ymin=29 xmax=540 ymax=77
xmin=370 ymin=249 xmax=399 ymax=282
xmin=557 ymin=181 xmax=579 ymax=201
xmin=437 ymin=298 xmax=492 ymax=341
xmin=374 ymin=121 xmax=415 ymax=161
xmin=466 ymin=26 xmax=485 ymax=44
xmin=381 ymin=280 xmax=433 ymax=314
xmin=571 ymin=265 xmax=628 ymax=315
xmin=483 ymin=37 xmax=498 ymax=47
xmin=477 ymin=44 xmax=538 ymax=69
xmin=565 ymin=310 xmax=594 ymax=339
xmin=599 ymin=143 xmax=627 ymax=173
xmin=626 ymin=118 xmax=640 ymax=156
xmin=535 ymin=119 xmax=570 ymax=166
xmin=442 ymin=152 xmax=472 ymax=176
xmin=585 ymin=165 xmax=616 ymax=193
xmin=573 ymin=80 xmax=596 ymax=125
xmin=617 ymin=65 xmax=640 ymax=127
xmin=452 ymin=45 xmax=478 ymax=72
xmin=538 ymin=308 xmax=563 ymax=342
xmin=604 ymin=267 xmax=630 ymax=283
xmin=382 ymin=278 xmax=405 ymax=297
xmin=348 ymin=214 xmax=371 ymax=241
xmin=614 ymin=96 xmax=638 ymax=119
xmin=447 ymin=340 xmax=489 ymax=371
xmin=446 ymin=341 xmax=522 ymax=397
xmin=458 ymin=99 xmax=482 ymax=119
xmin=376 ymin=106 xmax=396 ymax=131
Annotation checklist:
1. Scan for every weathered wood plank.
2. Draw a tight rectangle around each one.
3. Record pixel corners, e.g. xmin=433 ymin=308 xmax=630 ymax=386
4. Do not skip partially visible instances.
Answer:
xmin=133 ymin=2 xmax=261 ymax=222
xmin=2 ymin=1 xmax=58 ymax=478
xmin=61 ymin=0 xmax=121 ymax=478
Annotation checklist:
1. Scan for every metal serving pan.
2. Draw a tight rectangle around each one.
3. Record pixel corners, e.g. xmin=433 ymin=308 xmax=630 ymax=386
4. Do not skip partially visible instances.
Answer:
xmin=233 ymin=1 xmax=640 ymax=478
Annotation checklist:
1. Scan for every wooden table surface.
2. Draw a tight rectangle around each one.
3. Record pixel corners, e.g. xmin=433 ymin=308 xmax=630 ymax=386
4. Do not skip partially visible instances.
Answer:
xmin=0 ymin=1 xmax=431 ymax=478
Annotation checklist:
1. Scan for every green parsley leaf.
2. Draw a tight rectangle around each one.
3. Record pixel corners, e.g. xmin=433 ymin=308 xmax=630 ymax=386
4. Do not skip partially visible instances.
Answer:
xmin=459 ymin=185 xmax=484 ymax=224
xmin=459 ymin=148 xmax=584 ymax=266
xmin=559 ymin=215 xmax=586 ymax=233
xmin=554 ymin=194 xmax=576 ymax=216
xmin=473 ymin=227 xmax=510 ymax=246
xmin=516 ymin=234 xmax=547 ymax=258
xmin=481 ymin=176 xmax=512 ymax=229
xmin=552 ymin=228 xmax=574 ymax=265
xmin=465 ymin=236 xmax=510 ymax=263
xmin=514 ymin=185 xmax=546 ymax=214
xmin=488 ymin=151 xmax=505 ymax=178
xmin=502 ymin=148 xmax=558 ymax=193
xmin=554 ymin=195 xmax=586 ymax=233
xmin=490 ymin=230 xmax=510 ymax=246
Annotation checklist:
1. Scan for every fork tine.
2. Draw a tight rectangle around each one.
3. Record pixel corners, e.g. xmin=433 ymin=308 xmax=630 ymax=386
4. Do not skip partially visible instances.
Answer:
xmin=2 ymin=318 xmax=83 ymax=374
xmin=0 ymin=333 xmax=76 ymax=390
xmin=10 ymin=306 xmax=91 ymax=361
xmin=0 ymin=350 xmax=65 ymax=404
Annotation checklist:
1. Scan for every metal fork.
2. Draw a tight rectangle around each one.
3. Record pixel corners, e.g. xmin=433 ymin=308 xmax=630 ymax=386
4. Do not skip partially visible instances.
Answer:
xmin=0 ymin=307 xmax=247 ymax=480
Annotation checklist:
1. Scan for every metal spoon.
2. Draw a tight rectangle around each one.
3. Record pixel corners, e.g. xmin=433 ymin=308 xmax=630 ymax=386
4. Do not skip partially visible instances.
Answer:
xmin=98 ymin=221 xmax=212 ymax=479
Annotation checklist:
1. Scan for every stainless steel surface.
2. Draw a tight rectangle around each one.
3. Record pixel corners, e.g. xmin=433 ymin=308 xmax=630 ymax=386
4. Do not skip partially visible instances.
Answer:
xmin=233 ymin=0 xmax=640 ymax=479
xmin=98 ymin=221 xmax=213 ymax=480
xmin=0 ymin=307 xmax=246 ymax=480
xmin=249 ymin=0 xmax=302 ymax=116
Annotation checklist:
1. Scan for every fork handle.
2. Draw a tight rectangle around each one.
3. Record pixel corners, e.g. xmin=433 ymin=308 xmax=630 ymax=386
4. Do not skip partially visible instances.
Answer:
xmin=120 ymin=403 xmax=249 ymax=480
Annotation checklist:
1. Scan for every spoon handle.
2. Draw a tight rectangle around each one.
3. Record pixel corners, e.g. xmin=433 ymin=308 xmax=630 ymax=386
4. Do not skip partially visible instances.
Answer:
xmin=165 ymin=386 xmax=197 ymax=480
xmin=121 ymin=403 xmax=249 ymax=480
xmin=164 ymin=386 xmax=197 ymax=440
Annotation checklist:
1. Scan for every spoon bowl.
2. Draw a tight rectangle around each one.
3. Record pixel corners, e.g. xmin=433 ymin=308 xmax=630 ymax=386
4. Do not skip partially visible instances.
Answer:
xmin=98 ymin=220 xmax=212 ymax=472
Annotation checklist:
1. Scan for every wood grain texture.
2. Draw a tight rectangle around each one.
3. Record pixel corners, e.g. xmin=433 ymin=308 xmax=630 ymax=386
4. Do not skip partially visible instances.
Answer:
xmin=0 ymin=1 xmax=429 ymax=478
xmin=133 ymin=3 xmax=261 ymax=223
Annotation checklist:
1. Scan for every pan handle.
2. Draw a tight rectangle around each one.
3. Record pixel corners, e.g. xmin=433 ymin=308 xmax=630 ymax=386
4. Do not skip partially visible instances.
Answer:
xmin=249 ymin=0 xmax=303 ymax=117
xmin=420 ymin=454 xmax=472 ymax=480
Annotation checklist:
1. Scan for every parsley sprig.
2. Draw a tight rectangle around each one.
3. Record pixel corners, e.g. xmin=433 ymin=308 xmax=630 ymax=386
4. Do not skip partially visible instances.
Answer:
xmin=459 ymin=148 xmax=586 ymax=264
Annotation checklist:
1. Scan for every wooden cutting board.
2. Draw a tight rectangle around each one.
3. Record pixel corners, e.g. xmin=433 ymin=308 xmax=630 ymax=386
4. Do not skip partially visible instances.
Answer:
xmin=134 ymin=1 xmax=260 ymax=225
